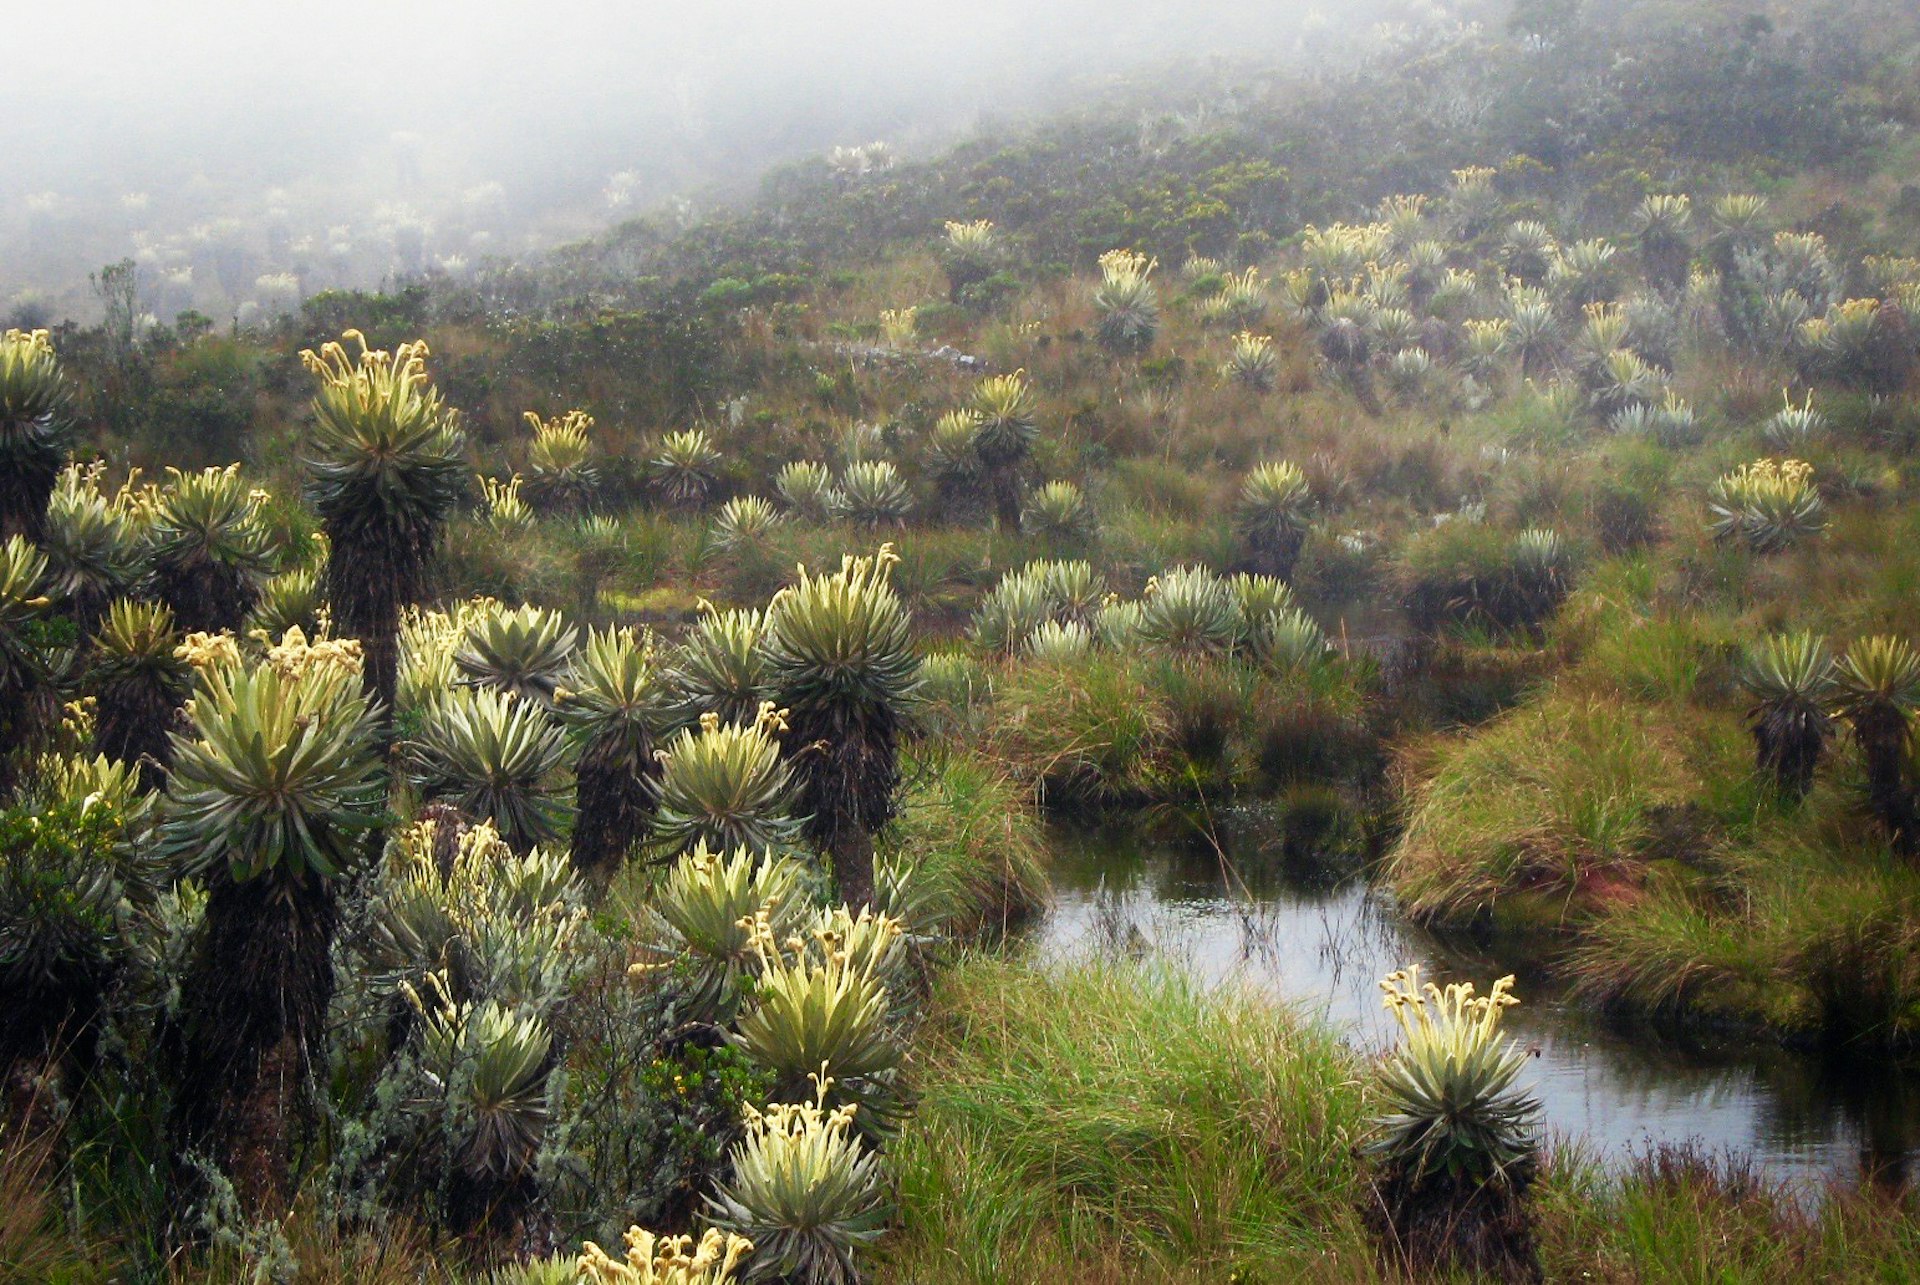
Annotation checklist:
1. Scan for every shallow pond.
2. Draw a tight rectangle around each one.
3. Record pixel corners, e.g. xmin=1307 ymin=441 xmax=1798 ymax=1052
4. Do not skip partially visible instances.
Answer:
xmin=1032 ymin=818 xmax=1920 ymax=1193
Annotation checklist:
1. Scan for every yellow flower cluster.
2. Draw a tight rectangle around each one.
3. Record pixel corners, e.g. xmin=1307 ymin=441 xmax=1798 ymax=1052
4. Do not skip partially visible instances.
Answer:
xmin=1380 ymin=963 xmax=1521 ymax=1051
xmin=523 ymin=408 xmax=594 ymax=439
xmin=1097 ymin=248 xmax=1156 ymax=289
xmin=59 ymin=694 xmax=98 ymax=745
xmin=390 ymin=818 xmax=588 ymax=978
xmin=1862 ymin=254 xmax=1920 ymax=291
xmin=60 ymin=460 xmax=154 ymax=526
xmin=300 ymin=328 xmax=432 ymax=401
xmin=1799 ymin=297 xmax=1882 ymax=350
xmin=396 ymin=597 xmax=496 ymax=713
xmin=578 ymin=1226 xmax=754 ymax=1285
xmin=1721 ymin=457 xmax=1815 ymax=496
xmin=1379 ymin=192 xmax=1429 ymax=223
xmin=163 ymin=461 xmax=259 ymax=504
xmin=741 ymin=899 xmax=905 ymax=991
xmin=1298 ymin=222 xmax=1396 ymax=282
xmin=810 ymin=908 xmax=903 ymax=960
xmin=1 ymin=327 xmax=55 ymax=358
xmin=265 ymin=625 xmax=363 ymax=683
xmin=742 ymin=906 xmax=804 ymax=972
xmin=878 ymin=307 xmax=918 ymax=347
xmin=175 ymin=630 xmax=241 ymax=672
xmin=1 ymin=327 xmax=62 ymax=401
xmin=1464 ymin=318 xmax=1511 ymax=345
xmin=790 ymin=543 xmax=898 ymax=583
xmin=743 ymin=1067 xmax=861 ymax=1141
xmin=943 ymin=218 xmax=996 ymax=251
xmin=481 ymin=473 xmax=533 ymax=530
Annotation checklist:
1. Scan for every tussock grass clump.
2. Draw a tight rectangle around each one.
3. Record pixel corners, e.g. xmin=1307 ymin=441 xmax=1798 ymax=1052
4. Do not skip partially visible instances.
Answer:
xmin=1575 ymin=607 xmax=1739 ymax=708
xmin=1566 ymin=875 xmax=1777 ymax=1021
xmin=1387 ymin=692 xmax=1727 ymax=924
xmin=880 ymin=959 xmax=1370 ymax=1283
xmin=1533 ymin=1141 xmax=1920 ymax=1281
xmin=882 ymin=747 xmax=1047 ymax=938
xmin=987 ymin=651 xmax=1171 ymax=803
xmin=1399 ymin=520 xmax=1576 ymax=637
xmin=1573 ymin=840 xmax=1920 ymax=1041
xmin=913 ymin=651 xmax=988 ymax=736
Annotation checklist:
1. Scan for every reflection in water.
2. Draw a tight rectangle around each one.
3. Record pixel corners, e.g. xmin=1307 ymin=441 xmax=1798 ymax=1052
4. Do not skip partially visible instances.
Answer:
xmin=1032 ymin=820 xmax=1920 ymax=1191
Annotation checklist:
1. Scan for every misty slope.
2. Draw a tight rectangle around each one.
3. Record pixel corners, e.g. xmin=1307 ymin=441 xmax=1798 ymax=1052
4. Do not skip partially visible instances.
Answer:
xmin=542 ymin=0 xmax=1920 ymax=304
xmin=1 ymin=0 xmax=1405 ymax=324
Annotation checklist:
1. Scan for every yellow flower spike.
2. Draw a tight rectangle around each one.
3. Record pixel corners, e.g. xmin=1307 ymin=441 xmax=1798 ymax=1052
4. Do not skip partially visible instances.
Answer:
xmin=524 ymin=407 xmax=594 ymax=437
xmin=580 ymin=1222 xmax=754 ymax=1284
xmin=1 ymin=328 xmax=55 ymax=356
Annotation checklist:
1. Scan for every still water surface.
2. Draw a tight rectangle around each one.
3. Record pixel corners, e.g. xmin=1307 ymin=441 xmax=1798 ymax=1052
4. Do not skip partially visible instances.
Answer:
xmin=1032 ymin=819 xmax=1920 ymax=1191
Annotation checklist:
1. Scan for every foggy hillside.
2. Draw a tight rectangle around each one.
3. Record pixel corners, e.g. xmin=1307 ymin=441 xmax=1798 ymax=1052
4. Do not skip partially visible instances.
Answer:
xmin=2 ymin=0 xmax=1409 ymax=324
